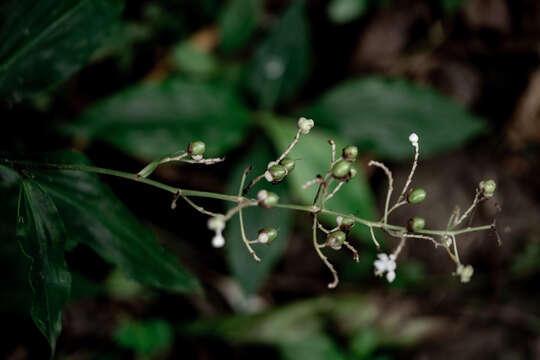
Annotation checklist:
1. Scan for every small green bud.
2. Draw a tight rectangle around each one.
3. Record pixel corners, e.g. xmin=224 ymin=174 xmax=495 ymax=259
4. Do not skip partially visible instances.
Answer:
xmin=407 ymin=216 xmax=425 ymax=232
xmin=479 ymin=179 xmax=496 ymax=196
xmin=258 ymin=227 xmax=278 ymax=244
xmin=407 ymin=188 xmax=426 ymax=204
xmin=337 ymin=216 xmax=355 ymax=232
xmin=327 ymin=230 xmax=346 ymax=250
xmin=342 ymin=145 xmax=358 ymax=162
xmin=332 ymin=160 xmax=352 ymax=179
xmin=188 ymin=141 xmax=206 ymax=156
xmin=257 ymin=190 xmax=279 ymax=208
xmin=266 ymin=165 xmax=287 ymax=183
xmin=279 ymin=157 xmax=295 ymax=173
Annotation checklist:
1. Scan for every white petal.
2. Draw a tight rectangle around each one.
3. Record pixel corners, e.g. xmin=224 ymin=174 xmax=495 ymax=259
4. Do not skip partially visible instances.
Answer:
xmin=386 ymin=261 xmax=396 ymax=272
xmin=336 ymin=216 xmax=343 ymax=225
xmin=208 ymin=216 xmax=225 ymax=231
xmin=192 ymin=154 xmax=203 ymax=161
xmin=212 ymin=233 xmax=225 ymax=248
xmin=409 ymin=133 xmax=418 ymax=144
xmin=257 ymin=190 xmax=268 ymax=201
xmin=377 ymin=253 xmax=389 ymax=261
xmin=374 ymin=260 xmax=386 ymax=272
xmin=386 ymin=271 xmax=396 ymax=283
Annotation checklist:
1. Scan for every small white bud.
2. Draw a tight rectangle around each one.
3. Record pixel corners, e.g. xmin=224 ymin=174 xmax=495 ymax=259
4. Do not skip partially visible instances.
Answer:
xmin=409 ymin=133 xmax=419 ymax=145
xmin=264 ymin=171 xmax=274 ymax=182
xmin=297 ymin=117 xmax=314 ymax=134
xmin=336 ymin=216 xmax=343 ymax=225
xmin=212 ymin=233 xmax=225 ymax=248
xmin=191 ymin=154 xmax=203 ymax=161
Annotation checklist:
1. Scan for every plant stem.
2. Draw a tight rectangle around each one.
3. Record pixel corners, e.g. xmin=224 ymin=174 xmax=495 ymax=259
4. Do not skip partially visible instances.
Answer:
xmin=1 ymin=158 xmax=492 ymax=238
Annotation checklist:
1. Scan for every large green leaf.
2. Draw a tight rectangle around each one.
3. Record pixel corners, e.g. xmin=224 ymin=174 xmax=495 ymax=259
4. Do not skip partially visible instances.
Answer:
xmin=1 ymin=153 xmax=200 ymax=294
xmin=16 ymin=177 xmax=71 ymax=354
xmin=65 ymin=78 xmax=251 ymax=158
xmin=262 ymin=115 xmax=376 ymax=241
xmin=244 ymin=1 xmax=310 ymax=109
xmin=302 ymin=77 xmax=485 ymax=159
xmin=0 ymin=0 xmax=124 ymax=100
xmin=219 ymin=0 xmax=261 ymax=53
xmin=225 ymin=140 xmax=292 ymax=296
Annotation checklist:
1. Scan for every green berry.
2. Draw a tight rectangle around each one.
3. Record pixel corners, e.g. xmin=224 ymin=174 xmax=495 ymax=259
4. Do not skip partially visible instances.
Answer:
xmin=407 ymin=216 xmax=425 ymax=232
xmin=480 ymin=179 xmax=496 ymax=196
xmin=332 ymin=160 xmax=351 ymax=179
xmin=338 ymin=216 xmax=355 ymax=232
xmin=279 ymin=157 xmax=295 ymax=173
xmin=188 ymin=141 xmax=206 ymax=156
xmin=408 ymin=188 xmax=426 ymax=204
xmin=258 ymin=190 xmax=279 ymax=209
xmin=268 ymin=165 xmax=287 ymax=182
xmin=327 ymin=230 xmax=346 ymax=250
xmin=342 ymin=146 xmax=358 ymax=162
xmin=258 ymin=227 xmax=278 ymax=244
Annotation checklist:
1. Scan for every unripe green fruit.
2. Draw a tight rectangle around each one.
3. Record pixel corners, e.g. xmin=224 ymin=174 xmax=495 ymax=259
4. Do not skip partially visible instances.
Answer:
xmin=280 ymin=157 xmax=295 ymax=173
xmin=258 ymin=227 xmax=278 ymax=244
xmin=188 ymin=141 xmax=206 ymax=156
xmin=332 ymin=160 xmax=351 ymax=179
xmin=337 ymin=216 xmax=355 ymax=232
xmin=327 ymin=230 xmax=346 ymax=250
xmin=259 ymin=191 xmax=279 ymax=208
xmin=407 ymin=216 xmax=425 ymax=232
xmin=268 ymin=165 xmax=287 ymax=182
xmin=480 ymin=179 xmax=496 ymax=195
xmin=408 ymin=188 xmax=426 ymax=204
xmin=342 ymin=145 xmax=358 ymax=162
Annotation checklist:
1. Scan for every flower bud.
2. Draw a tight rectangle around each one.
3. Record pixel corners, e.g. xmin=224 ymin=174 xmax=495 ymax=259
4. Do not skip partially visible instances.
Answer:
xmin=479 ymin=179 xmax=496 ymax=197
xmin=297 ymin=117 xmax=314 ymax=134
xmin=331 ymin=160 xmax=351 ymax=179
xmin=264 ymin=164 xmax=287 ymax=183
xmin=188 ymin=141 xmax=206 ymax=156
xmin=407 ymin=216 xmax=425 ymax=232
xmin=342 ymin=145 xmax=358 ymax=162
xmin=327 ymin=230 xmax=346 ymax=250
xmin=279 ymin=157 xmax=295 ymax=173
xmin=407 ymin=188 xmax=426 ymax=204
xmin=336 ymin=216 xmax=355 ymax=232
xmin=257 ymin=227 xmax=278 ymax=244
xmin=257 ymin=190 xmax=279 ymax=208
xmin=456 ymin=264 xmax=474 ymax=283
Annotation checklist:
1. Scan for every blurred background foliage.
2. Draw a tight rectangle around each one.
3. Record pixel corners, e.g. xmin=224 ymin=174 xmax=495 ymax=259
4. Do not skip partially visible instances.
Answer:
xmin=1 ymin=0 xmax=540 ymax=358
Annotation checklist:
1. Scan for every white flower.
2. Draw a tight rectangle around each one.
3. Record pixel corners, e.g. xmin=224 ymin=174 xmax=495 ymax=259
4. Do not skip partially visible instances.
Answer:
xmin=208 ymin=216 xmax=226 ymax=248
xmin=374 ymin=253 xmax=397 ymax=283
xmin=191 ymin=154 xmax=203 ymax=161
xmin=297 ymin=117 xmax=314 ymax=134
xmin=409 ymin=133 xmax=419 ymax=146
xmin=456 ymin=264 xmax=474 ymax=283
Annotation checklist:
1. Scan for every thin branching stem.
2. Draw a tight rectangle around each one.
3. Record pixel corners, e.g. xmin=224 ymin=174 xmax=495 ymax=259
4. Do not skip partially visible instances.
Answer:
xmin=312 ymin=216 xmax=339 ymax=288
xmin=237 ymin=166 xmax=260 ymax=262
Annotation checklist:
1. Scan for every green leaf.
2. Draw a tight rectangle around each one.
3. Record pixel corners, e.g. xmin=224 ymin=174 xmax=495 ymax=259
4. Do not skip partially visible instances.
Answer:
xmin=302 ymin=77 xmax=485 ymax=159
xmin=262 ymin=115 xmax=376 ymax=241
xmin=219 ymin=0 xmax=261 ymax=52
xmin=115 ymin=318 xmax=174 ymax=357
xmin=0 ymin=0 xmax=124 ymax=100
xmin=244 ymin=1 xmax=310 ymax=109
xmin=172 ymin=42 xmax=219 ymax=77
xmin=65 ymin=78 xmax=251 ymax=158
xmin=1 ymin=153 xmax=200 ymax=294
xmin=327 ymin=0 xmax=369 ymax=24
xmin=225 ymin=140 xmax=292 ymax=296
xmin=17 ymin=178 xmax=71 ymax=354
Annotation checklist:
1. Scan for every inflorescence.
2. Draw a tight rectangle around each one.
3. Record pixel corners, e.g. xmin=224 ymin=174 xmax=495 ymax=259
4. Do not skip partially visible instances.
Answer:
xmin=138 ymin=118 xmax=500 ymax=288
